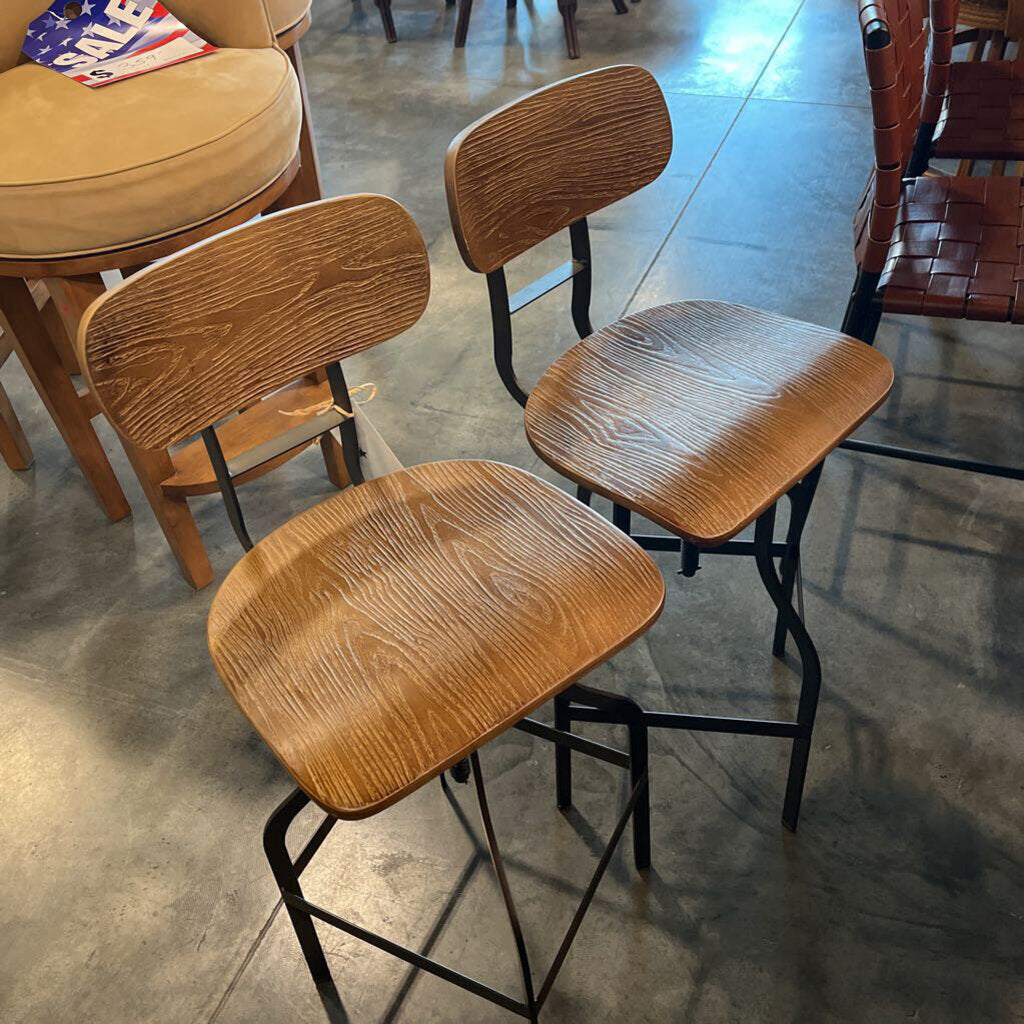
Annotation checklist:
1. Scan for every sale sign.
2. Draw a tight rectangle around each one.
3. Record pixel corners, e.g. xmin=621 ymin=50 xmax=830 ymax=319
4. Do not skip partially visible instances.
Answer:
xmin=22 ymin=1 xmax=216 ymax=87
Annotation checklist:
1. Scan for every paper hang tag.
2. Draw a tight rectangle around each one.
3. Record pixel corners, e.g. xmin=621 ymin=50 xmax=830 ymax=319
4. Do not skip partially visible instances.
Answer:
xmin=22 ymin=1 xmax=217 ymax=88
xmin=344 ymin=404 xmax=404 ymax=482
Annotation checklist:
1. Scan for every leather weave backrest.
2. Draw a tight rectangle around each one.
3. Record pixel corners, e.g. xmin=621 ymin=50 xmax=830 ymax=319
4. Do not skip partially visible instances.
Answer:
xmin=79 ymin=196 xmax=430 ymax=452
xmin=922 ymin=0 xmax=959 ymax=125
xmin=854 ymin=0 xmax=929 ymax=273
xmin=445 ymin=65 xmax=672 ymax=275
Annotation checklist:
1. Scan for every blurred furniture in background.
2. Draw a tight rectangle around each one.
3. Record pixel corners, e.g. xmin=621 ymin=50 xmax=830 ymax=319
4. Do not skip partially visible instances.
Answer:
xmin=913 ymin=0 xmax=1024 ymax=175
xmin=453 ymin=0 xmax=631 ymax=60
xmin=0 ymin=0 xmax=338 ymax=588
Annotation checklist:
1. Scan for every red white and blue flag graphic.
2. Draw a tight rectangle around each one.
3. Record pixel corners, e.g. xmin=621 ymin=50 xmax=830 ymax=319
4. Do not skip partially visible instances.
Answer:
xmin=23 ymin=1 xmax=216 ymax=88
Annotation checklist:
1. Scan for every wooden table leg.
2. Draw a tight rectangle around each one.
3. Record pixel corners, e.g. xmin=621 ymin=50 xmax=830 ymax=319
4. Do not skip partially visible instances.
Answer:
xmin=0 ymin=378 xmax=32 ymax=470
xmin=121 ymin=442 xmax=214 ymax=590
xmin=0 ymin=276 xmax=130 ymax=520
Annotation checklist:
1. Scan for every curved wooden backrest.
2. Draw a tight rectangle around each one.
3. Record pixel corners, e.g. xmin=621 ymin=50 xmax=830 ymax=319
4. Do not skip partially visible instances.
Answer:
xmin=445 ymin=65 xmax=673 ymax=274
xmin=79 ymin=196 xmax=430 ymax=451
xmin=853 ymin=0 xmax=929 ymax=273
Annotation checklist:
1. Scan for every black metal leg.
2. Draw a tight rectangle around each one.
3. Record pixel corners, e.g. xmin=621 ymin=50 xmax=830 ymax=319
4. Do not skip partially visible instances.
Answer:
xmin=771 ymin=471 xmax=819 ymax=658
xmin=576 ymin=484 xmax=592 ymax=506
xmin=569 ymin=682 xmax=651 ymax=871
xmin=470 ymin=753 xmax=539 ymax=1022
xmin=263 ymin=790 xmax=343 ymax=1010
xmin=554 ymin=692 xmax=573 ymax=809
xmin=612 ymin=503 xmax=631 ymax=535
xmin=841 ymin=268 xmax=882 ymax=343
xmin=752 ymin=477 xmax=823 ymax=833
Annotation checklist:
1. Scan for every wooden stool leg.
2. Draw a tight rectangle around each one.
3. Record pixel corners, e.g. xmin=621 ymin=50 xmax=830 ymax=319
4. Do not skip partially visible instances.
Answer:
xmin=121 ymin=442 xmax=213 ymax=590
xmin=284 ymin=42 xmax=324 ymax=204
xmin=0 ymin=276 xmax=130 ymax=520
xmin=376 ymin=0 xmax=398 ymax=42
xmin=319 ymin=432 xmax=351 ymax=490
xmin=30 ymin=282 xmax=81 ymax=375
xmin=0 ymin=379 xmax=32 ymax=470
xmin=558 ymin=0 xmax=581 ymax=59
xmin=454 ymin=0 xmax=474 ymax=47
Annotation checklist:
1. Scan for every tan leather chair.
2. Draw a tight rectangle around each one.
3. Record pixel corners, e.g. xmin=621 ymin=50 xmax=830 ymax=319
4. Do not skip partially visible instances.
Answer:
xmin=0 ymin=0 xmax=335 ymax=588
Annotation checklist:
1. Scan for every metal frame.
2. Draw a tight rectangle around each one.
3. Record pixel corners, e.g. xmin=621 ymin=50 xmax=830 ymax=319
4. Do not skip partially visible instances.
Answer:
xmin=201 ymin=354 xmax=656 ymax=1020
xmin=200 ymin=361 xmax=366 ymax=552
xmin=482 ymin=217 xmax=829 ymax=832
xmin=840 ymin=264 xmax=1024 ymax=481
xmin=263 ymin=682 xmax=649 ymax=1023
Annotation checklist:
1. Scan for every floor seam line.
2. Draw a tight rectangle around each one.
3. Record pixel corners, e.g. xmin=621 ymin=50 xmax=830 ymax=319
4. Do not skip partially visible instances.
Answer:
xmin=617 ymin=0 xmax=809 ymax=317
xmin=205 ymin=900 xmax=284 ymax=1024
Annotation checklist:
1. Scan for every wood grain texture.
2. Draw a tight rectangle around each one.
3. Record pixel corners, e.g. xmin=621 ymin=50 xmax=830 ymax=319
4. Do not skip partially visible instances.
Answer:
xmin=525 ymin=301 xmax=895 ymax=546
xmin=79 ymin=196 xmax=430 ymax=452
xmin=208 ymin=459 xmax=665 ymax=820
xmin=445 ymin=65 xmax=672 ymax=274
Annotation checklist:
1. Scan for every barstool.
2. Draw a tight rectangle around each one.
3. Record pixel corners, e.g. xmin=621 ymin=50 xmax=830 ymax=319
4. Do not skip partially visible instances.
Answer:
xmin=0 ymin=0 xmax=331 ymax=590
xmin=78 ymin=195 xmax=665 ymax=1022
xmin=445 ymin=65 xmax=895 ymax=832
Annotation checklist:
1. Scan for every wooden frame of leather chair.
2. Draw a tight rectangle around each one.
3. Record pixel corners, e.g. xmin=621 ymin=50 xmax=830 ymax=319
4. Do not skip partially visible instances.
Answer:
xmin=274 ymin=2 xmax=323 ymax=203
xmin=0 ymin=0 xmax=338 ymax=590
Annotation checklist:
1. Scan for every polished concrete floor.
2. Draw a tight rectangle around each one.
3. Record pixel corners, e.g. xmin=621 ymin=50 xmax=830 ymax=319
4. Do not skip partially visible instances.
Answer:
xmin=2 ymin=1 xmax=1023 ymax=1021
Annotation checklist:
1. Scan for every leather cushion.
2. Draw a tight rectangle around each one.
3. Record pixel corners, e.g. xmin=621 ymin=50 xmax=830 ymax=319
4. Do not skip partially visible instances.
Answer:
xmin=267 ymin=0 xmax=313 ymax=34
xmin=0 ymin=47 xmax=300 ymax=260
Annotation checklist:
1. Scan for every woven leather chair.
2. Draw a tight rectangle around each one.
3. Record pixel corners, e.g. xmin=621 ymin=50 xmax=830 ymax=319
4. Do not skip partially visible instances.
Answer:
xmin=844 ymin=0 xmax=1024 ymax=479
xmin=911 ymin=0 xmax=1024 ymax=172
xmin=0 ymin=0 xmax=335 ymax=589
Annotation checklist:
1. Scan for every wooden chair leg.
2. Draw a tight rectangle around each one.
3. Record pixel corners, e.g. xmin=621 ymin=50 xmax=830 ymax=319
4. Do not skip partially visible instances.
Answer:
xmin=376 ymin=0 xmax=398 ymax=43
xmin=121 ymin=442 xmax=214 ymax=590
xmin=30 ymin=282 xmax=81 ymax=375
xmin=0 ymin=378 xmax=32 ymax=470
xmin=0 ymin=276 xmax=130 ymax=520
xmin=282 ymin=42 xmax=323 ymax=205
xmin=454 ymin=0 xmax=473 ymax=47
xmin=320 ymin=432 xmax=351 ymax=489
xmin=558 ymin=0 xmax=581 ymax=58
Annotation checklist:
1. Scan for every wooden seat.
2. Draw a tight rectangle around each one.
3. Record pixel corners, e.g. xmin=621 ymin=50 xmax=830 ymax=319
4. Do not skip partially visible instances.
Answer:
xmin=525 ymin=301 xmax=894 ymax=547
xmin=208 ymin=459 xmax=663 ymax=819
